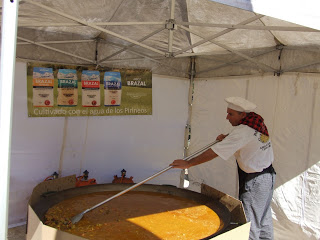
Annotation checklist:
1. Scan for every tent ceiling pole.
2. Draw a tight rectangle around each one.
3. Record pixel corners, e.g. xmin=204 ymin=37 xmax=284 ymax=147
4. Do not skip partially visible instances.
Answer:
xmin=176 ymin=22 xmax=319 ymax=32
xmin=100 ymin=58 xmax=152 ymax=63
xmin=24 ymin=0 xmax=166 ymax=56
xmin=98 ymin=41 xmax=186 ymax=75
xmin=282 ymin=60 xmax=320 ymax=73
xmin=174 ymin=14 xmax=263 ymax=56
xmin=197 ymin=48 xmax=277 ymax=74
xmin=200 ymin=56 xmax=270 ymax=70
xmin=175 ymin=46 xmax=276 ymax=57
xmin=17 ymin=40 xmax=94 ymax=45
xmin=284 ymin=45 xmax=320 ymax=53
xmin=98 ymin=27 xmax=165 ymax=63
xmin=99 ymin=40 xmax=164 ymax=65
xmin=18 ymin=21 xmax=166 ymax=27
xmin=99 ymin=57 xmax=188 ymax=76
xmin=167 ymin=0 xmax=176 ymax=54
xmin=170 ymin=0 xmax=175 ymax=19
xmin=99 ymin=57 xmax=165 ymax=64
xmin=173 ymin=44 xmax=320 ymax=59
xmin=17 ymin=22 xmax=319 ymax=32
xmin=168 ymin=25 xmax=174 ymax=54
xmin=179 ymin=25 xmax=276 ymax=72
xmin=17 ymin=36 xmax=96 ymax=63
xmin=16 ymin=58 xmax=95 ymax=67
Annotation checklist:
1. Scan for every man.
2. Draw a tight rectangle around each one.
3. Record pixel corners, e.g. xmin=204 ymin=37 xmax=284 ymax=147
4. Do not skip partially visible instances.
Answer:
xmin=170 ymin=96 xmax=276 ymax=240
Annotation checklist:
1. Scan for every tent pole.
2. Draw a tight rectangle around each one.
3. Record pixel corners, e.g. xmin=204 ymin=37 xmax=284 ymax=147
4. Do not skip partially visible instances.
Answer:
xmin=181 ymin=57 xmax=196 ymax=188
xmin=99 ymin=27 xmax=164 ymax=63
xmin=284 ymin=45 xmax=320 ymax=53
xmin=17 ymin=36 xmax=96 ymax=64
xmin=0 ymin=0 xmax=19 ymax=238
xmin=17 ymin=39 xmax=95 ymax=45
xmin=168 ymin=0 xmax=176 ymax=53
xmin=184 ymin=57 xmax=196 ymax=157
xmin=175 ymin=46 xmax=276 ymax=58
xmin=282 ymin=60 xmax=320 ymax=73
xmin=18 ymin=21 xmax=166 ymax=27
xmin=174 ymin=14 xmax=263 ymax=56
xmin=176 ymin=21 xmax=318 ymax=32
xmin=197 ymin=48 xmax=277 ymax=74
xmin=178 ymin=24 xmax=276 ymax=72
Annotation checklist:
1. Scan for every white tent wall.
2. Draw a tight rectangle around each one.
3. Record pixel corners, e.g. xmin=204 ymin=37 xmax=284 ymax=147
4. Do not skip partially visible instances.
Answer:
xmin=187 ymin=73 xmax=320 ymax=239
xmin=8 ymin=61 xmax=190 ymax=226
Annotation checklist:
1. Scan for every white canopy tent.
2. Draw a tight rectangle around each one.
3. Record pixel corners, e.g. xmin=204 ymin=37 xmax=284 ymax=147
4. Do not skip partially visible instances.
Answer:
xmin=1 ymin=0 xmax=320 ymax=239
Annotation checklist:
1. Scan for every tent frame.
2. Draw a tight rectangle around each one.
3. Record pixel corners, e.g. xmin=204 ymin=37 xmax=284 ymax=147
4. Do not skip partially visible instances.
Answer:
xmin=15 ymin=0 xmax=320 ymax=76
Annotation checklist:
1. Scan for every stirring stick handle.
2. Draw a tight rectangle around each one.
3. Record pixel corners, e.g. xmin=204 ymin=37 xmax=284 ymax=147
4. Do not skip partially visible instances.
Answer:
xmin=85 ymin=139 xmax=219 ymax=213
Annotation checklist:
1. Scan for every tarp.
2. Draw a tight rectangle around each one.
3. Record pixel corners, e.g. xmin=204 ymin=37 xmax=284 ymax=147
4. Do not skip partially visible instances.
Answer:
xmin=1 ymin=0 xmax=320 ymax=239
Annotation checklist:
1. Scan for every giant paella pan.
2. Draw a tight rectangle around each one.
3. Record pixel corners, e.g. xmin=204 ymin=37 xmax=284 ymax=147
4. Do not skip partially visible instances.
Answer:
xmin=31 ymin=183 xmax=232 ymax=240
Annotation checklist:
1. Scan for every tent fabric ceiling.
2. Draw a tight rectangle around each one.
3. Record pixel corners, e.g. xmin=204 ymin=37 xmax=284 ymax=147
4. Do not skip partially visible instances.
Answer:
xmin=8 ymin=0 xmax=320 ymax=78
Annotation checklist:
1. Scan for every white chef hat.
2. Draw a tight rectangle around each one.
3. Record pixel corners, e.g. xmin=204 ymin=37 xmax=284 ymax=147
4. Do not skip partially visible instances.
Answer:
xmin=225 ymin=97 xmax=257 ymax=112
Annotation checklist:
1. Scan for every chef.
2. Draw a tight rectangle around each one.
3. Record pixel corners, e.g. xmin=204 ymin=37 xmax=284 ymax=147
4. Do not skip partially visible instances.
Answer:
xmin=170 ymin=96 xmax=276 ymax=240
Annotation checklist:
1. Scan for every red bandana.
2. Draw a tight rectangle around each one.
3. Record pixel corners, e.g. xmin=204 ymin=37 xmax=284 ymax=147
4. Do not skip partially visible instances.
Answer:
xmin=239 ymin=112 xmax=269 ymax=136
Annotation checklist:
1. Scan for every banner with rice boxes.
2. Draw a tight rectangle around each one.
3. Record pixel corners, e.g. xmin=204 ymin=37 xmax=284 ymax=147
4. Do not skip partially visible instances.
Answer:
xmin=27 ymin=63 xmax=152 ymax=117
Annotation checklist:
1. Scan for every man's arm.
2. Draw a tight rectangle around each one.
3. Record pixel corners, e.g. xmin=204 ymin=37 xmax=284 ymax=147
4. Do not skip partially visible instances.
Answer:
xmin=170 ymin=148 xmax=218 ymax=169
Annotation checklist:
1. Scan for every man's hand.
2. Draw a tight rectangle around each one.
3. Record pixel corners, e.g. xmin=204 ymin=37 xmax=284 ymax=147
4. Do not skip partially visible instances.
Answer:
xmin=216 ymin=134 xmax=228 ymax=141
xmin=170 ymin=159 xmax=190 ymax=169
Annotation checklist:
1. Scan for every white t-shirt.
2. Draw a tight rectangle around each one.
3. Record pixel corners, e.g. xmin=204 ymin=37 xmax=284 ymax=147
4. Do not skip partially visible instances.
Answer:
xmin=211 ymin=124 xmax=274 ymax=173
